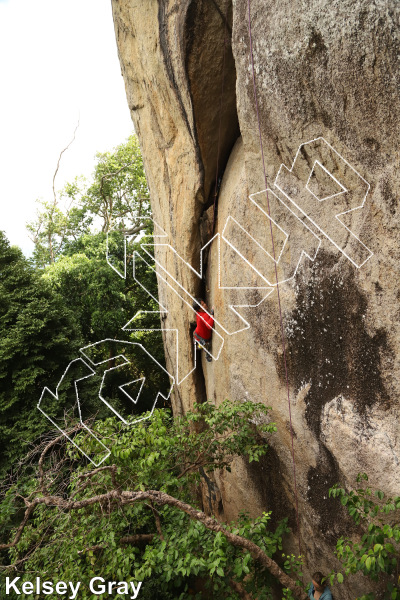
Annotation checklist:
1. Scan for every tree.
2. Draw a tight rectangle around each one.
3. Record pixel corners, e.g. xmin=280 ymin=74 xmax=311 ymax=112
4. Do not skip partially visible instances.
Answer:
xmin=0 ymin=232 xmax=82 ymax=475
xmin=27 ymin=134 xmax=151 ymax=268
xmin=81 ymin=133 xmax=150 ymax=235
xmin=329 ymin=474 xmax=400 ymax=599
xmin=42 ymin=230 xmax=161 ymax=341
xmin=26 ymin=133 xmax=167 ymax=425
xmin=0 ymin=401 xmax=307 ymax=600
xmin=26 ymin=122 xmax=86 ymax=267
xmin=42 ymin=237 xmax=130 ymax=342
xmin=40 ymin=230 xmax=168 ymax=417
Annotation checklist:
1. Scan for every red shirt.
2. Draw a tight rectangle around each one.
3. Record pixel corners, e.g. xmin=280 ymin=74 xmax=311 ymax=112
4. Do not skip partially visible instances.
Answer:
xmin=194 ymin=310 xmax=214 ymax=340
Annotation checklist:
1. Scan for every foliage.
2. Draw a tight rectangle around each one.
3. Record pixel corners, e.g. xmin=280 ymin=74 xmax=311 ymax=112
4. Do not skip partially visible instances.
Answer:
xmin=0 ymin=232 xmax=81 ymax=475
xmin=27 ymin=134 xmax=150 ymax=267
xmin=25 ymin=134 xmax=167 ymax=440
xmin=42 ymin=230 xmax=162 ymax=341
xmin=26 ymin=177 xmax=90 ymax=267
xmin=0 ymin=133 xmax=165 ymax=477
xmin=0 ymin=401 xmax=308 ymax=600
xmin=40 ymin=229 xmax=167 ymax=419
xmin=80 ymin=133 xmax=150 ymax=234
xmin=329 ymin=473 xmax=400 ymax=599
xmin=42 ymin=234 xmax=130 ymax=341
xmin=281 ymin=554 xmax=304 ymax=599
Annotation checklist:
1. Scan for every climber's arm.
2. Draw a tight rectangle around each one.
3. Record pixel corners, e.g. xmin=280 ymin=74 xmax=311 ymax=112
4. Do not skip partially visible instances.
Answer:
xmin=201 ymin=311 xmax=214 ymax=330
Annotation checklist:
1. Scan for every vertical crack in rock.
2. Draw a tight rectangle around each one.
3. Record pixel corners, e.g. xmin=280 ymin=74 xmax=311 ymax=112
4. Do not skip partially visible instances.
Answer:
xmin=185 ymin=0 xmax=240 ymax=207
xmin=184 ymin=0 xmax=240 ymax=276
xmin=247 ymin=447 xmax=297 ymax=532
xmin=307 ymin=446 xmax=344 ymax=540
xmin=158 ymin=0 xmax=196 ymax=143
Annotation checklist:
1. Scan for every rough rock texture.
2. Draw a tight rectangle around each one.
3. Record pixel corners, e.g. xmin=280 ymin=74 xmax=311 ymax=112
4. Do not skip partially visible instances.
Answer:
xmin=111 ymin=0 xmax=399 ymax=596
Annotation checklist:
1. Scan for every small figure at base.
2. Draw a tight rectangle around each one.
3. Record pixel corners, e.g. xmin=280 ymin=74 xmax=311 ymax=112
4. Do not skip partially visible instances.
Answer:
xmin=308 ymin=571 xmax=333 ymax=600
xmin=192 ymin=298 xmax=214 ymax=363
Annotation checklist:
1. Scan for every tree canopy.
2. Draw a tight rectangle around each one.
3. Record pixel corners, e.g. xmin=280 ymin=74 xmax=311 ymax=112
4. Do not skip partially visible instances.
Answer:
xmin=1 ymin=134 xmax=165 ymax=475
xmin=0 ymin=231 xmax=81 ymax=475
xmin=27 ymin=134 xmax=151 ymax=268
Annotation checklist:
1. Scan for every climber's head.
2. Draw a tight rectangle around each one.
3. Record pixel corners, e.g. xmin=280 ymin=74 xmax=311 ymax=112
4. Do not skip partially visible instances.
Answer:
xmin=192 ymin=298 xmax=207 ymax=311
xmin=312 ymin=572 xmax=326 ymax=592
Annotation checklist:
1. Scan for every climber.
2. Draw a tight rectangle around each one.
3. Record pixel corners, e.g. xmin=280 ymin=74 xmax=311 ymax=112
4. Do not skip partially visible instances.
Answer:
xmin=192 ymin=298 xmax=214 ymax=363
xmin=308 ymin=571 xmax=333 ymax=600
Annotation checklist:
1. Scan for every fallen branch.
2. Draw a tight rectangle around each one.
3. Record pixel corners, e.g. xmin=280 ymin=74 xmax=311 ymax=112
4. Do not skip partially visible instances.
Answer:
xmin=76 ymin=464 xmax=118 ymax=488
xmin=147 ymin=501 xmax=164 ymax=541
xmin=0 ymin=482 xmax=307 ymax=599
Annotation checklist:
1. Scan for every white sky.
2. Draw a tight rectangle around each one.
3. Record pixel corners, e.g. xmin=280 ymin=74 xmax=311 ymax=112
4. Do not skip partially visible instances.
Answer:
xmin=0 ymin=0 xmax=133 ymax=255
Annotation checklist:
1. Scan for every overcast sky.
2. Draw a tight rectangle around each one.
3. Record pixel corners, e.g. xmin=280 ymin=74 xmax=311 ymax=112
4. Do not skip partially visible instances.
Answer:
xmin=0 ymin=0 xmax=133 ymax=255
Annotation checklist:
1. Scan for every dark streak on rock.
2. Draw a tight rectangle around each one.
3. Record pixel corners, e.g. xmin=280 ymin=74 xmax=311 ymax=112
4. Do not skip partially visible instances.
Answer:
xmin=305 ymin=29 xmax=328 ymax=59
xmin=277 ymin=250 xmax=390 ymax=438
xmin=246 ymin=446 xmax=297 ymax=533
xmin=306 ymin=445 xmax=352 ymax=540
xmin=380 ymin=176 xmax=397 ymax=217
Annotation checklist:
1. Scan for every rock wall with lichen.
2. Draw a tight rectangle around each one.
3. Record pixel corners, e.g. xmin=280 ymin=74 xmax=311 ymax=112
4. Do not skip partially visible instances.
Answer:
xmin=111 ymin=0 xmax=399 ymax=595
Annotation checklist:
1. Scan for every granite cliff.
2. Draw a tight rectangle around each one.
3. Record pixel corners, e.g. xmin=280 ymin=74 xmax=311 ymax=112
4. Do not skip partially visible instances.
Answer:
xmin=111 ymin=0 xmax=399 ymax=595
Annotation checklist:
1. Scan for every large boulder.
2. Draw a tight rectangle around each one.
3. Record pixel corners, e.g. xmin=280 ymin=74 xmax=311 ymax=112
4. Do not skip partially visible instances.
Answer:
xmin=111 ymin=0 xmax=399 ymax=595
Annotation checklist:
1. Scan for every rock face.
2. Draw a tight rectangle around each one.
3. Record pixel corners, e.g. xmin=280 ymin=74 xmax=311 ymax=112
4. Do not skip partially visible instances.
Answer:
xmin=111 ymin=0 xmax=399 ymax=596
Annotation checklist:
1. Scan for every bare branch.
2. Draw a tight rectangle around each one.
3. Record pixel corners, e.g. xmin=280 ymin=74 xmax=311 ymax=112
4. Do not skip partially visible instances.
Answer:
xmin=0 ymin=502 xmax=37 ymax=552
xmin=53 ymin=120 xmax=80 ymax=206
xmin=147 ymin=501 xmax=164 ymax=541
xmin=123 ymin=223 xmax=145 ymax=236
xmin=76 ymin=464 xmax=118 ymax=488
xmin=99 ymin=161 xmax=135 ymax=233
xmin=38 ymin=426 xmax=83 ymax=493
xmin=99 ymin=161 xmax=135 ymax=199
